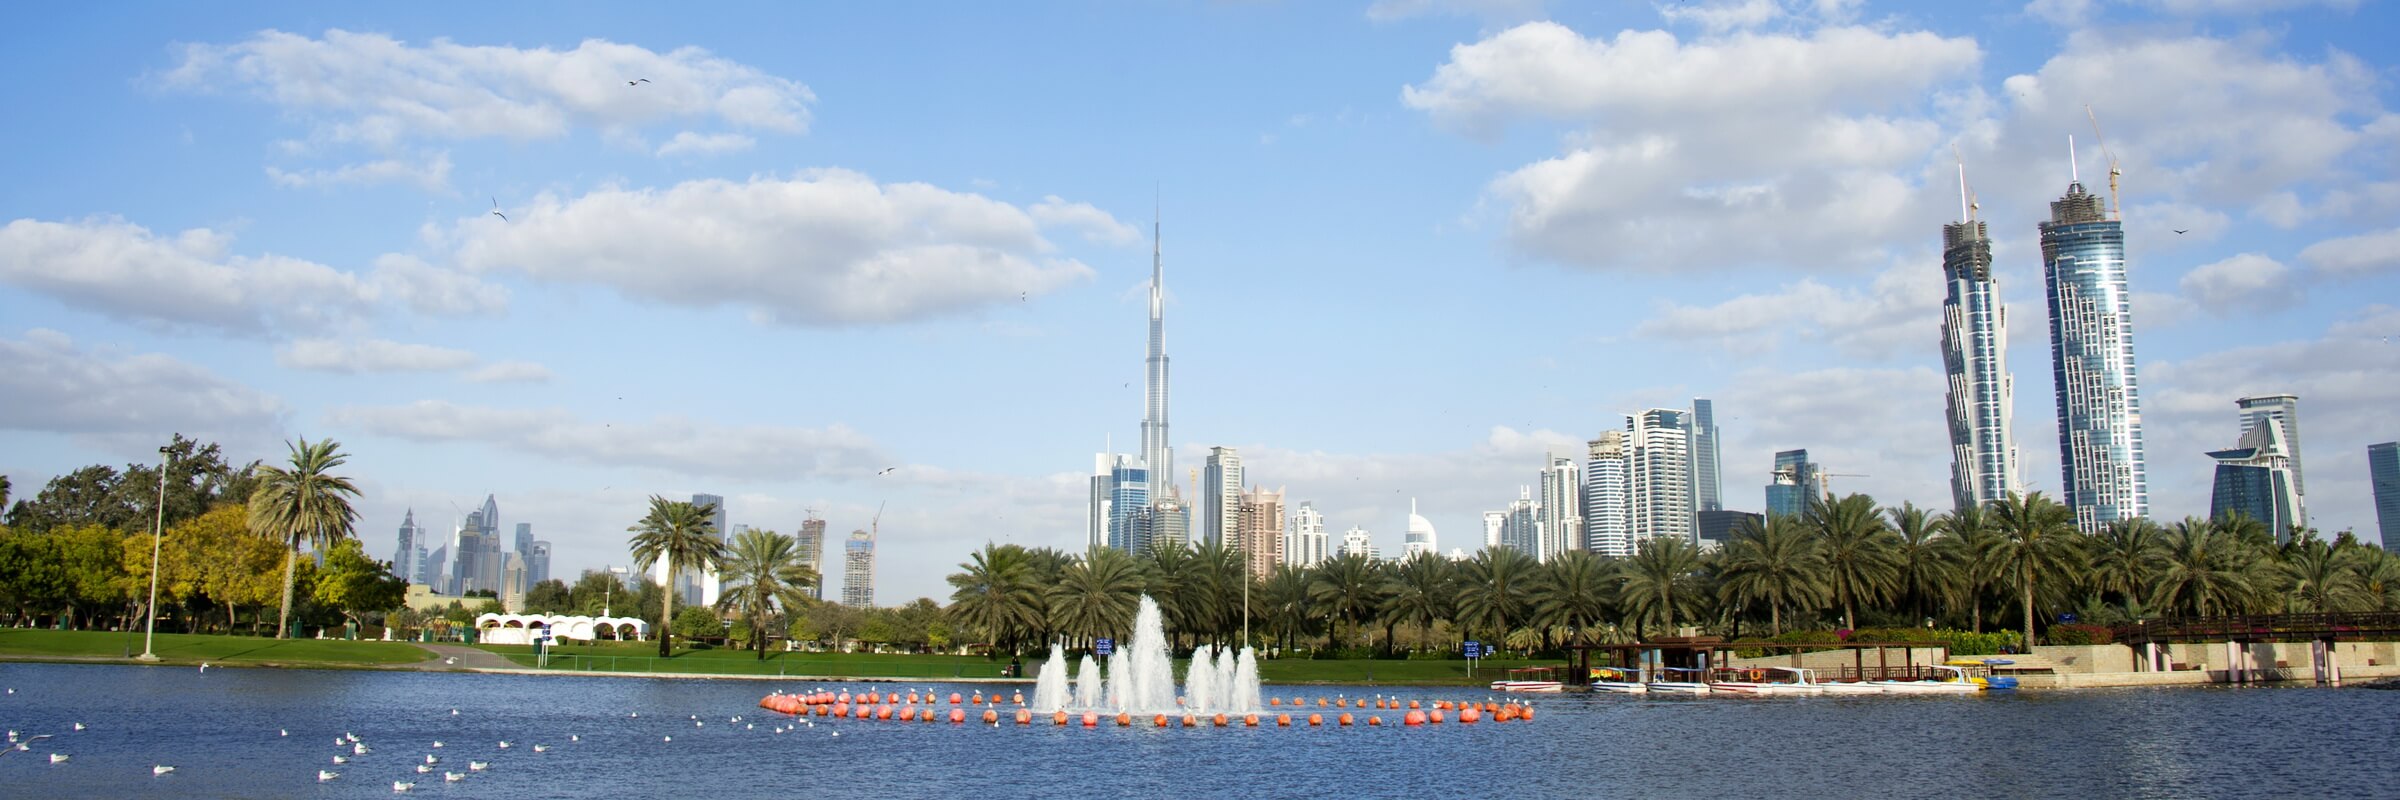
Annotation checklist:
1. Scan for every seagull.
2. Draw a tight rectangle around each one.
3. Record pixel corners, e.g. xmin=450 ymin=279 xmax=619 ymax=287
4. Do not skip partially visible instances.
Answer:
xmin=71 ymin=723 xmax=84 ymax=731
xmin=319 ymin=770 xmax=340 ymax=782
xmin=425 ymin=755 xmax=439 ymax=765
xmin=415 ymin=765 xmax=432 ymax=774
xmin=628 ymin=78 xmax=651 ymax=85
xmin=198 ymin=663 xmax=209 ymax=673
xmin=346 ymin=733 xmax=358 ymax=743
xmin=332 ymin=755 xmax=348 ymax=765
xmin=6 ymin=731 xmax=15 ymax=742
xmin=445 ymin=657 xmax=459 ymax=666
xmin=496 ymin=741 xmax=511 ymax=749
xmin=49 ymin=754 xmax=68 ymax=764
xmin=488 ymin=200 xmax=506 ymax=223
xmin=2173 ymin=229 xmax=2189 ymax=234
xmin=830 ymin=731 xmax=839 ymax=738
xmin=394 ymin=780 xmax=415 ymax=792
xmin=354 ymin=743 xmax=370 ymax=755
xmin=469 ymin=761 xmax=488 ymax=772
xmin=432 ymin=741 xmax=444 ymax=749
xmin=445 ymin=772 xmax=465 ymax=782
xmin=450 ymin=708 xmax=459 ymax=715
xmin=569 ymin=735 xmax=580 ymax=742
xmin=279 ymin=729 xmax=287 ymax=737
xmin=532 ymin=744 xmax=549 ymax=753
xmin=878 ymin=467 xmax=897 ymax=475
xmin=153 ymin=765 xmax=176 ymax=776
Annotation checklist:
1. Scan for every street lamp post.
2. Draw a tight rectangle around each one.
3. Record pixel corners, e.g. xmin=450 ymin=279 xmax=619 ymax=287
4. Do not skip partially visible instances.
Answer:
xmin=136 ymin=446 xmax=171 ymax=662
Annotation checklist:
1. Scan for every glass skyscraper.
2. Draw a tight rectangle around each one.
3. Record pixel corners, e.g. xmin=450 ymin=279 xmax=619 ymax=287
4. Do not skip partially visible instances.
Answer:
xmin=1628 ymin=409 xmax=1693 ymax=548
xmin=1583 ymin=430 xmax=1631 ymax=557
xmin=2208 ymin=422 xmax=2300 ymax=539
xmin=2039 ymin=180 xmax=2148 ymax=532
xmin=1765 ymin=449 xmax=1821 ymax=519
xmin=1940 ymin=208 xmax=2020 ymax=511
xmin=1690 ymin=399 xmax=1724 ymax=513
xmin=2236 ymin=394 xmax=2306 ymax=529
xmin=1105 ymin=458 xmax=1149 ymax=553
xmin=2369 ymin=442 xmax=2399 ymax=553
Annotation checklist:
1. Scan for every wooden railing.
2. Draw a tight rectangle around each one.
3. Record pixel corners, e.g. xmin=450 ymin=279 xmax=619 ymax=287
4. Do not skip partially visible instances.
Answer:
xmin=2116 ymin=612 xmax=2400 ymax=645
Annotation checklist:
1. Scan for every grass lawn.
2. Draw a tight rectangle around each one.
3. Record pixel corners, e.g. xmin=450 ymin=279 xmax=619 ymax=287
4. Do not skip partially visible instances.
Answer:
xmin=474 ymin=641 xmax=1561 ymax=686
xmin=0 ymin=628 xmax=438 ymax=666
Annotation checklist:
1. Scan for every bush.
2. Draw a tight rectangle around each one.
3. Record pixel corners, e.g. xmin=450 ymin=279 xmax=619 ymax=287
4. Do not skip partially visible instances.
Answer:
xmin=2045 ymin=623 xmax=2116 ymax=646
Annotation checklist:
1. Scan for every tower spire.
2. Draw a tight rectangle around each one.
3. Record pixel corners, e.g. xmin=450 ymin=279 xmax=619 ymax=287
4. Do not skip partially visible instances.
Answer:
xmin=1140 ymin=189 xmax=1172 ymax=500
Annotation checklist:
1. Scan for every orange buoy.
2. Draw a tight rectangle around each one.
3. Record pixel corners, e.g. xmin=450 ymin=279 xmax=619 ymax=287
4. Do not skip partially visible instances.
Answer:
xmin=1115 ymin=713 xmax=1132 ymax=727
xmin=952 ymin=693 xmax=964 ymax=705
xmin=1317 ymin=698 xmax=1328 ymax=707
xmin=1053 ymin=711 xmax=1069 ymax=726
xmin=876 ymin=705 xmax=894 ymax=720
xmin=1408 ymin=700 xmax=1421 ymax=709
xmin=1212 ymin=714 xmax=1228 ymax=728
xmin=1013 ymin=692 xmax=1024 ymax=705
xmin=1015 ymin=709 xmax=1032 ymax=725
xmin=1338 ymin=713 xmax=1354 ymax=726
xmin=1153 ymin=714 xmax=1168 ymax=727
xmin=950 ymin=709 xmax=967 ymax=723
xmin=1243 ymin=714 xmax=1258 ymax=727
xmin=1081 ymin=712 xmax=1099 ymax=728
xmin=1520 ymin=707 xmax=1535 ymax=721
xmin=980 ymin=709 xmax=996 ymax=724
xmin=838 ymin=692 xmax=852 ymax=704
xmin=1459 ymin=707 xmax=1481 ymax=724
xmin=1276 ymin=714 xmax=1291 ymax=727
xmin=1269 ymin=698 xmax=1281 ymax=706
xmin=920 ymin=709 xmax=936 ymax=722
xmin=1429 ymin=710 xmax=1445 ymax=724
xmin=1404 ymin=711 xmax=1425 ymax=726
xmin=1368 ymin=716 xmax=1382 ymax=726
xmin=1292 ymin=697 xmax=1304 ymax=707
xmin=1181 ymin=715 xmax=1197 ymax=728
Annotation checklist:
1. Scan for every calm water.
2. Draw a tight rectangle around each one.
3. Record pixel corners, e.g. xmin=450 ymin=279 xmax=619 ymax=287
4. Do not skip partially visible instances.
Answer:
xmin=0 ymin=662 xmax=2393 ymax=799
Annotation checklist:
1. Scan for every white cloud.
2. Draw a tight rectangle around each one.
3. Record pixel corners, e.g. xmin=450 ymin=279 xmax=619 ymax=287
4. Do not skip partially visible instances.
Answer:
xmin=2137 ymin=0 xmax=2361 ymax=15
xmin=1632 ymin=261 xmax=1944 ymax=358
xmin=463 ymin=361 xmax=555 ymax=384
xmin=327 ymin=400 xmax=887 ymax=481
xmin=2297 ymin=227 xmax=2400 ymax=277
xmin=444 ymin=169 xmax=1096 ymax=326
xmin=0 ymin=217 xmax=506 ymax=334
xmin=0 ymin=329 xmax=286 ymax=444
xmin=1028 ymin=195 xmax=1142 ymax=247
xmin=275 ymin=338 xmax=478 ymax=373
xmin=1659 ymin=0 xmax=1784 ymax=33
xmin=2178 ymin=253 xmax=2300 ymax=314
xmin=265 ymin=152 xmax=451 ymax=190
xmin=654 ymin=131 xmax=755 ymax=157
xmin=159 ymin=29 xmax=814 ymax=148
xmin=1716 ymin=365 xmax=1954 ymax=507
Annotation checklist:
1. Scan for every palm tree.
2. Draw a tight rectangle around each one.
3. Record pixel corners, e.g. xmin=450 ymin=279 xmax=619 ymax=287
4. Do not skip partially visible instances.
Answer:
xmin=2279 ymin=538 xmax=2367 ymax=613
xmin=714 ymin=528 xmax=817 ymax=660
xmin=1257 ymin=564 xmax=1315 ymax=654
xmin=1378 ymin=552 xmax=1453 ymax=653
xmin=1047 ymin=546 xmax=1144 ymax=645
xmin=1935 ymin=502 xmax=2001 ymax=632
xmin=1888 ymin=502 xmax=1957 ymax=624
xmin=1187 ymin=541 xmax=1245 ymax=644
xmin=2149 ymin=517 xmax=2256 ymax=618
xmin=1983 ymin=491 xmax=2083 ymax=652
xmin=1619 ymin=537 xmax=1703 ymax=636
xmin=1454 ymin=547 xmax=1538 ymax=645
xmin=2356 ymin=549 xmax=2400 ymax=612
xmin=1306 ymin=553 xmax=1384 ymax=649
xmin=1716 ymin=514 xmax=1826 ymax=635
xmin=246 ymin=437 xmax=361 ymax=640
xmin=1142 ymin=543 xmax=1200 ymax=648
xmin=2088 ymin=517 xmax=2165 ymax=610
xmin=1528 ymin=550 xmax=1615 ymax=647
xmin=627 ymin=496 xmax=728 ymax=658
xmin=1807 ymin=493 xmax=1901 ymax=631
xmin=946 ymin=543 xmax=1045 ymax=654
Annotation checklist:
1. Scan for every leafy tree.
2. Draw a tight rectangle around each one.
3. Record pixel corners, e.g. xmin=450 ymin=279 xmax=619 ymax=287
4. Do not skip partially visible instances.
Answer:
xmin=627 ymin=496 xmax=727 ymax=657
xmin=1527 ymin=550 xmax=1613 ymax=647
xmin=1619 ymin=536 xmax=1705 ymax=636
xmin=1888 ymin=502 xmax=1956 ymax=623
xmin=2151 ymin=517 xmax=2258 ymax=618
xmin=248 ymin=437 xmax=361 ymax=639
xmin=1305 ymin=552 xmax=1385 ymax=649
xmin=566 ymin=572 xmax=628 ymax=616
xmin=1807 ymin=493 xmax=1901 ymax=631
xmin=6 ymin=436 xmax=260 ymax=534
xmin=947 ymin=543 xmax=1045 ymax=653
xmin=2280 ymin=538 xmax=2367 ymax=613
xmin=520 ymin=579 xmax=574 ymax=615
xmin=2356 ymin=549 xmax=2400 ymax=612
xmin=1454 ymin=546 xmax=1538 ymax=644
xmin=2087 ymin=518 xmax=2165 ymax=610
xmin=715 ymin=528 xmax=818 ymax=659
xmin=1142 ymin=543 xmax=1203 ymax=647
xmin=5 ymin=465 xmax=131 ymax=533
xmin=1047 ymin=546 xmax=1144 ymax=645
xmin=312 ymin=538 xmax=407 ymax=635
xmin=671 ymin=606 xmax=724 ymax=642
xmin=1380 ymin=552 xmax=1455 ymax=652
xmin=1984 ymin=492 xmax=2084 ymax=651
xmin=798 ymin=599 xmax=864 ymax=650
xmin=1257 ymin=563 xmax=1315 ymax=654
xmin=1717 ymin=514 xmax=1826 ymax=635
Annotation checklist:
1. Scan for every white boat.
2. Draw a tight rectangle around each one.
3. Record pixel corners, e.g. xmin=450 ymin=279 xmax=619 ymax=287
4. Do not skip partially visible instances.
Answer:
xmin=1872 ymin=664 xmax=1983 ymax=694
xmin=1816 ymin=680 xmax=1890 ymax=695
xmin=1647 ymin=667 xmax=1713 ymax=695
xmin=1588 ymin=667 xmax=1648 ymax=694
xmin=1490 ymin=680 xmax=1564 ymax=693
xmin=1711 ymin=666 xmax=1824 ymax=695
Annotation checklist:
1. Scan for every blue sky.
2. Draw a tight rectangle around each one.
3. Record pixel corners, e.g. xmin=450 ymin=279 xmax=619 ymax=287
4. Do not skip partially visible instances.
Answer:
xmin=4 ymin=0 xmax=2396 ymax=604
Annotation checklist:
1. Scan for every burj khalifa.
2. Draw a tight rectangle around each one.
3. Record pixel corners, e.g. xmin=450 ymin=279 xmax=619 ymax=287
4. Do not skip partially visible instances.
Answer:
xmin=1141 ymin=214 xmax=1171 ymax=493
xmin=1088 ymin=211 xmax=1179 ymax=553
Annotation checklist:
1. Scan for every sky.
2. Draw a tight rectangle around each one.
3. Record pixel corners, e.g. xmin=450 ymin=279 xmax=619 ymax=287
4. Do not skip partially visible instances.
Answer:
xmin=3 ymin=0 xmax=2396 ymax=605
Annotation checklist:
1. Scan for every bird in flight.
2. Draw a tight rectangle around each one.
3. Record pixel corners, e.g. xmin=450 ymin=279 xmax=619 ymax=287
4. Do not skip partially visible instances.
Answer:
xmin=490 ymin=198 xmax=507 ymax=222
xmin=879 ymin=467 xmax=898 ymax=475
xmin=2173 ymin=229 xmax=2189 ymax=234
xmin=628 ymin=78 xmax=651 ymax=86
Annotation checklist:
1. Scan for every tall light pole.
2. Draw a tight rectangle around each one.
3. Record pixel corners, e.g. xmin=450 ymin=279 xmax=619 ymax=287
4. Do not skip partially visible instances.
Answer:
xmin=136 ymin=446 xmax=171 ymax=662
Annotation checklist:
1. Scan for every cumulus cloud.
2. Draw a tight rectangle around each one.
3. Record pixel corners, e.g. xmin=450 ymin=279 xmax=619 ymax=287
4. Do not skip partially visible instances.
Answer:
xmin=0 ymin=329 xmax=286 ymax=445
xmin=327 ymin=400 xmax=888 ymax=480
xmin=654 ymin=131 xmax=755 ymax=157
xmin=1028 ymin=195 xmax=1141 ymax=246
xmin=158 ymin=29 xmax=814 ymax=148
xmin=0 ymin=217 xmax=506 ymax=334
xmin=1659 ymin=0 xmax=1785 ymax=33
xmin=275 ymin=338 xmax=478 ymax=373
xmin=443 ymin=169 xmax=1096 ymax=326
xmin=2297 ymin=227 xmax=2400 ymax=277
xmin=2178 ymin=253 xmax=2300 ymax=314
xmin=462 ymin=361 xmax=555 ymax=384
xmin=1632 ymin=262 xmax=1945 ymax=358
xmin=265 ymin=152 xmax=452 ymax=191
xmin=1404 ymin=22 xmax=1980 ymax=272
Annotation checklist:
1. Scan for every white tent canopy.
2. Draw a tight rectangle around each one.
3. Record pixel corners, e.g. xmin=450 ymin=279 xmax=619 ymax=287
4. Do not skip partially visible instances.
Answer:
xmin=474 ymin=613 xmax=648 ymax=644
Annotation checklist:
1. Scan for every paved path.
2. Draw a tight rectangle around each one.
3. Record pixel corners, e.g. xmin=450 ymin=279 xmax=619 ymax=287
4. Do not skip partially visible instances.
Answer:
xmin=406 ymin=644 xmax=520 ymax=671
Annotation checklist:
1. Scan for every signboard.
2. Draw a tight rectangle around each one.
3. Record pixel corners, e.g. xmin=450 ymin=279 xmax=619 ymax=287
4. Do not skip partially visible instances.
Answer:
xmin=1462 ymin=640 xmax=1481 ymax=658
xmin=1095 ymin=638 xmax=1115 ymax=656
xmin=2058 ymin=613 xmax=2079 ymax=624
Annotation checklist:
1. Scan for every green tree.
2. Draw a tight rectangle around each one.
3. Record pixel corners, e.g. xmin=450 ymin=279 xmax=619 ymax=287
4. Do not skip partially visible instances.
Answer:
xmin=627 ymin=496 xmax=728 ymax=657
xmin=1889 ymin=502 xmax=1957 ymax=624
xmin=2279 ymin=537 xmax=2366 ymax=613
xmin=1716 ymin=514 xmax=1826 ymax=635
xmin=1807 ymin=493 xmax=1900 ymax=631
xmin=1619 ymin=536 xmax=1704 ymax=636
xmin=5 ymin=465 xmax=131 ymax=533
xmin=1527 ymin=550 xmax=1614 ymax=647
xmin=1257 ymin=563 xmax=1315 ymax=655
xmin=1984 ymin=491 xmax=2083 ymax=652
xmin=311 ymin=538 xmax=407 ymax=636
xmin=1379 ymin=552 xmax=1454 ymax=652
xmin=1047 ymin=546 xmax=1144 ymax=645
xmin=247 ymin=437 xmax=361 ymax=640
xmin=2150 ymin=517 xmax=2257 ymax=618
xmin=2356 ymin=549 xmax=2400 ymax=612
xmin=520 ymin=579 xmax=574 ymax=615
xmin=947 ymin=543 xmax=1045 ymax=653
xmin=715 ymin=528 xmax=818 ymax=660
xmin=1454 ymin=547 xmax=1538 ymax=645
xmin=2088 ymin=517 xmax=2165 ymax=609
xmin=671 ymin=606 xmax=724 ymax=642
xmin=1306 ymin=553 xmax=1385 ymax=649
xmin=1936 ymin=502 xmax=2004 ymax=632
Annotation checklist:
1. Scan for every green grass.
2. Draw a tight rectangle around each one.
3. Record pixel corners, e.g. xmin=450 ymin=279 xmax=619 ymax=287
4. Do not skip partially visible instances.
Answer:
xmin=473 ymin=641 xmax=1560 ymax=686
xmin=0 ymin=629 xmax=438 ymax=666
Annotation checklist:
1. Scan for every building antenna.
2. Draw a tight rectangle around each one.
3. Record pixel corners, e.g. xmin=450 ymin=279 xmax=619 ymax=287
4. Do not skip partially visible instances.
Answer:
xmin=1954 ymin=145 xmax=1971 ymax=221
xmin=2086 ymin=104 xmax=2123 ymax=219
xmin=2068 ymin=134 xmax=2079 ymax=184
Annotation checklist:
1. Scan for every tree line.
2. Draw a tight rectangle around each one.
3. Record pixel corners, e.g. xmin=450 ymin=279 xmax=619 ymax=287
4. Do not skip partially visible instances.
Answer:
xmin=945 ymin=491 xmax=2400 ymax=658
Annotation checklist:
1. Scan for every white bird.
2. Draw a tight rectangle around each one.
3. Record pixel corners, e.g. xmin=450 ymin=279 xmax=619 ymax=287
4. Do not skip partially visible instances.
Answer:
xmin=345 ymin=732 xmax=359 ymax=743
xmin=393 ymin=780 xmax=415 ymax=792
xmin=49 ymin=754 xmax=68 ymax=764
xmin=830 ymin=731 xmax=839 ymax=738
xmin=414 ymin=765 xmax=431 ymax=774
xmin=745 ymin=724 xmax=753 ymax=730
xmin=629 ymin=713 xmax=638 ymax=718
xmin=569 ymin=735 xmax=579 ymax=742
xmin=496 ymin=741 xmax=510 ymax=749
xmin=332 ymin=755 xmax=348 ymax=765
xmin=424 ymin=755 xmax=438 ymax=765
xmin=695 ymin=721 xmax=703 ymax=727
xmin=353 ymin=743 xmax=369 ymax=755
xmin=153 ymin=765 xmax=175 ymax=776
xmin=319 ymin=770 xmax=339 ymax=782
xmin=662 ymin=736 xmax=672 ymax=743
xmin=468 ymin=761 xmax=488 ymax=772
xmin=278 ymin=729 xmax=287 ymax=737
xmin=6 ymin=730 xmax=16 ymax=741
xmin=431 ymin=741 xmax=444 ymax=748
xmin=449 ymin=708 xmax=459 ymax=715
xmin=531 ymin=744 xmax=549 ymax=753
xmin=445 ymin=772 xmax=465 ymax=782
xmin=198 ymin=663 xmax=209 ymax=673
xmin=72 ymin=723 xmax=85 ymax=731
xmin=445 ymin=658 xmax=458 ymax=666
xmin=335 ymin=738 xmax=347 ymax=746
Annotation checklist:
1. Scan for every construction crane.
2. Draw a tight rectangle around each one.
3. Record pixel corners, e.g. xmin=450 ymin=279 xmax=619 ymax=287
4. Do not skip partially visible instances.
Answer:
xmin=1819 ymin=473 xmax=1871 ymax=498
xmin=2086 ymin=104 xmax=2123 ymax=219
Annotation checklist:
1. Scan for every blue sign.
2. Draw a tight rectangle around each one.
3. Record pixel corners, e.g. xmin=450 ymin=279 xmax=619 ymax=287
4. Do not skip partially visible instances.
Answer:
xmin=1095 ymin=638 xmax=1115 ymax=656
xmin=2058 ymin=613 xmax=2079 ymax=623
xmin=1463 ymin=640 xmax=1481 ymax=658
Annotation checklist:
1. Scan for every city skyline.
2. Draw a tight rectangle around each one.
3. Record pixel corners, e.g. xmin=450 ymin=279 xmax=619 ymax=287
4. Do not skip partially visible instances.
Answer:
xmin=3 ymin=3 xmax=2398 ymax=604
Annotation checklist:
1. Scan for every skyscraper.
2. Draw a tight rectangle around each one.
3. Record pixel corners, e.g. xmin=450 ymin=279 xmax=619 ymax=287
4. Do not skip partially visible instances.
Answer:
xmin=514 ymin=522 xmax=534 ymax=564
xmin=1536 ymin=455 xmax=1581 ymax=561
xmin=1141 ymin=213 xmax=1174 ymax=518
xmin=664 ymin=492 xmax=725 ymax=607
xmin=1402 ymin=499 xmax=1437 ymax=560
xmin=394 ymin=509 xmax=425 ymax=586
xmin=1339 ymin=526 xmax=1378 ymax=560
xmin=1204 ymin=447 xmax=1243 ymax=547
xmin=1104 ymin=456 xmax=1150 ymax=552
xmin=426 ymin=545 xmax=449 ymax=594
xmin=1766 ymin=449 xmax=1822 ymax=519
xmin=842 ymin=528 xmax=874 ymax=607
xmin=1499 ymin=487 xmax=1539 ymax=557
xmin=797 ymin=515 xmax=828 ymax=600
xmin=2368 ymin=442 xmax=2397 ymax=553
xmin=1284 ymin=502 xmax=1328 ymax=568
xmin=1482 ymin=511 xmax=1504 ymax=550
xmin=527 ymin=541 xmax=551 ymax=588
xmin=1690 ymin=399 xmax=1724 ymax=513
xmin=2208 ymin=422 xmax=2301 ymax=539
xmin=1628 ymin=409 xmax=1694 ymax=548
xmin=1940 ymin=181 xmax=2022 ymax=511
xmin=1237 ymin=486 xmax=1284 ymax=578
xmin=2236 ymin=394 xmax=2306 ymax=528
xmin=2040 ymin=177 xmax=2148 ymax=532
xmin=1583 ymin=431 xmax=1632 ymax=557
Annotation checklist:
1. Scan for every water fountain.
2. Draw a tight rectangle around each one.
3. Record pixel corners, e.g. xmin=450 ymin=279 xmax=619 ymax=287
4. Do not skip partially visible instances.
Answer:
xmin=1030 ymin=596 xmax=1262 ymax=715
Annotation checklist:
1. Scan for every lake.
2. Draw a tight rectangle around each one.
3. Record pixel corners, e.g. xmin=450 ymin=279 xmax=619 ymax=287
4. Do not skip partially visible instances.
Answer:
xmin=0 ymin=662 xmax=2392 ymax=798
